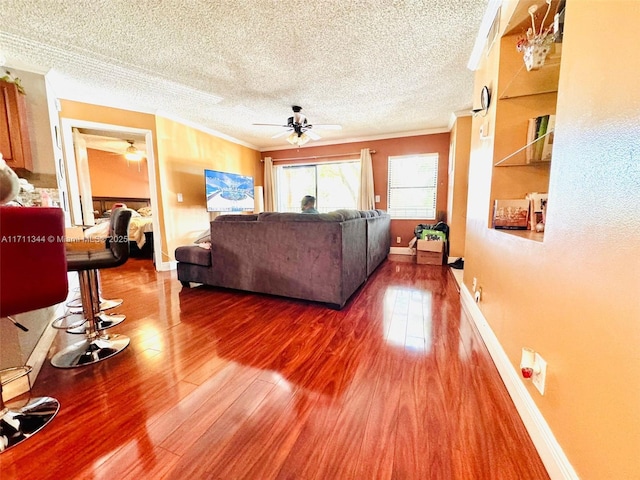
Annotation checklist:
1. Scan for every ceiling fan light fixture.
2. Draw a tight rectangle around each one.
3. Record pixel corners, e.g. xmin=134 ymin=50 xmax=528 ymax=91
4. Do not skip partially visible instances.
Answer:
xmin=124 ymin=141 xmax=143 ymax=161
xmin=286 ymin=132 xmax=298 ymax=145
xmin=286 ymin=131 xmax=311 ymax=146
xmin=297 ymin=132 xmax=311 ymax=146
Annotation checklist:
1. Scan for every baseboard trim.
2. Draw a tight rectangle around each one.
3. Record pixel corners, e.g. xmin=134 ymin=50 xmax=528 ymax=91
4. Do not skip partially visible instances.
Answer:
xmin=459 ymin=285 xmax=579 ymax=480
xmin=157 ymin=260 xmax=177 ymax=271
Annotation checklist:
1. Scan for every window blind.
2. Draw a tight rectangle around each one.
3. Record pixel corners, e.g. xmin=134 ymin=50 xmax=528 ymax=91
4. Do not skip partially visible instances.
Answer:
xmin=387 ymin=154 xmax=438 ymax=219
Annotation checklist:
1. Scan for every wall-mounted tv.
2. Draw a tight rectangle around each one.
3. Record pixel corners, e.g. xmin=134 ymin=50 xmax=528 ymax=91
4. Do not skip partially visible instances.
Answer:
xmin=204 ymin=169 xmax=254 ymax=212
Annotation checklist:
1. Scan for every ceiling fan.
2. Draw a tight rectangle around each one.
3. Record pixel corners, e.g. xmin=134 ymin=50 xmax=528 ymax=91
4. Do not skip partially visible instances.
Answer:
xmin=253 ymin=106 xmax=341 ymax=146
xmin=124 ymin=140 xmax=145 ymax=161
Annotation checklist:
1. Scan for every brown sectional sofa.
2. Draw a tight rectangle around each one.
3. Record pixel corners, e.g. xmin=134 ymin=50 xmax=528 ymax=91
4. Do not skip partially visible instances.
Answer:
xmin=175 ymin=209 xmax=391 ymax=309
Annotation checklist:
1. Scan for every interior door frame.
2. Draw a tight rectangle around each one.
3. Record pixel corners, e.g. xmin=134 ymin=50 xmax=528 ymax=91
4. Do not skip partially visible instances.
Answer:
xmin=59 ymin=118 xmax=162 ymax=269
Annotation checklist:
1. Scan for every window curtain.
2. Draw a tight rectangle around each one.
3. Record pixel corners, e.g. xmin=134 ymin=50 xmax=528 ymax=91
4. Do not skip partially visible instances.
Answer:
xmin=263 ymin=156 xmax=277 ymax=212
xmin=357 ymin=148 xmax=375 ymax=210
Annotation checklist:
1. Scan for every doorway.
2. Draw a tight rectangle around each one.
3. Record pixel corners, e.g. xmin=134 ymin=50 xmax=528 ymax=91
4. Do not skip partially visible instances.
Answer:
xmin=58 ymin=119 xmax=162 ymax=269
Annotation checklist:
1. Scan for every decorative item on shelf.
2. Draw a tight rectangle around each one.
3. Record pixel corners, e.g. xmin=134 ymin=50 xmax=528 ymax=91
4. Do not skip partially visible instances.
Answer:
xmin=493 ymin=199 xmax=530 ymax=230
xmin=516 ymin=1 xmax=557 ymax=71
xmin=526 ymin=192 xmax=548 ymax=231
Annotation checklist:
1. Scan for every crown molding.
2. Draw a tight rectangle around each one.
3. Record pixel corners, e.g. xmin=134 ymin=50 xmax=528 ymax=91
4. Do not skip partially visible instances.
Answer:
xmin=259 ymin=127 xmax=451 ymax=152
xmin=156 ymin=110 xmax=260 ymax=150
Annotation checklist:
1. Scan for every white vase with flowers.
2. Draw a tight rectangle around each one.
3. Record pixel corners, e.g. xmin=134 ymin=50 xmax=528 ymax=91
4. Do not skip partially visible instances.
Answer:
xmin=516 ymin=1 xmax=557 ymax=71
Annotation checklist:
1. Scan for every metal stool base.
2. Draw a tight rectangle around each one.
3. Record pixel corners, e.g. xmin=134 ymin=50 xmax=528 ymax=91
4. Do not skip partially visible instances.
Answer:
xmin=66 ymin=298 xmax=123 ymax=311
xmin=0 ymin=397 xmax=60 ymax=453
xmin=64 ymin=313 xmax=126 ymax=335
xmin=50 ymin=335 xmax=130 ymax=369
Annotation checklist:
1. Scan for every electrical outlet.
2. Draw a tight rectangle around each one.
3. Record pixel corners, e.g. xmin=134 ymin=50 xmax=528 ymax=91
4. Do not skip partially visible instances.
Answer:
xmin=472 ymin=277 xmax=478 ymax=292
xmin=396 ymin=236 xmax=401 ymax=244
xmin=177 ymin=193 xmax=183 ymax=203
xmin=532 ymin=353 xmax=547 ymax=395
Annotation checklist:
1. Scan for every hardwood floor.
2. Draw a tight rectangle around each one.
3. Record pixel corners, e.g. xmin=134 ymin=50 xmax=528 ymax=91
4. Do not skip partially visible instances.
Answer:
xmin=0 ymin=257 xmax=550 ymax=480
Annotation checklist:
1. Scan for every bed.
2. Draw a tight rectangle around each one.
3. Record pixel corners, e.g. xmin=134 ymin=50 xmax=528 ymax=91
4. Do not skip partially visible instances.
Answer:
xmin=84 ymin=196 xmax=154 ymax=259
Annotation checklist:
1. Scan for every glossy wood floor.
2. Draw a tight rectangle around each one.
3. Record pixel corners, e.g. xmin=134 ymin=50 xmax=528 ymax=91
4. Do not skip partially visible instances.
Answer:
xmin=0 ymin=257 xmax=550 ymax=480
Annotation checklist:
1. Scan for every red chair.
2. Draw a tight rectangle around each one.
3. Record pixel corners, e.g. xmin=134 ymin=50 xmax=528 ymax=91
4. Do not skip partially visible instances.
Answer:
xmin=0 ymin=206 xmax=68 ymax=452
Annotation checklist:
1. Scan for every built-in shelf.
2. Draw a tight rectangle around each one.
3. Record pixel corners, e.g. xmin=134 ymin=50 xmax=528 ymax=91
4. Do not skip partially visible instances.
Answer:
xmin=494 ymin=229 xmax=544 ymax=242
xmin=494 ymin=129 xmax=554 ymax=166
xmin=499 ymin=46 xmax=562 ymax=100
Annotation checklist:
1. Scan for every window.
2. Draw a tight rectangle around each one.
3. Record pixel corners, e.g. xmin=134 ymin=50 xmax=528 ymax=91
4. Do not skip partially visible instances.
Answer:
xmin=387 ymin=153 xmax=438 ymax=219
xmin=276 ymin=161 xmax=360 ymax=212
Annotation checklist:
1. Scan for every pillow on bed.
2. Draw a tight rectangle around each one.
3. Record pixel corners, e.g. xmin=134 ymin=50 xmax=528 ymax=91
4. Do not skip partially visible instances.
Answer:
xmin=194 ymin=229 xmax=211 ymax=244
xmin=137 ymin=206 xmax=152 ymax=217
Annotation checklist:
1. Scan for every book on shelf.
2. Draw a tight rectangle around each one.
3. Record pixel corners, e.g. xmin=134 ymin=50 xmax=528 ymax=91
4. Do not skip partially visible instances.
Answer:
xmin=540 ymin=114 xmax=556 ymax=161
xmin=526 ymin=114 xmax=555 ymax=163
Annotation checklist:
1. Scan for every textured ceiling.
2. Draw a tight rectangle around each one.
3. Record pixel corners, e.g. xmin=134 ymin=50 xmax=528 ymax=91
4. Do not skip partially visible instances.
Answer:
xmin=0 ymin=0 xmax=488 ymax=150
xmin=79 ymin=129 xmax=146 ymax=155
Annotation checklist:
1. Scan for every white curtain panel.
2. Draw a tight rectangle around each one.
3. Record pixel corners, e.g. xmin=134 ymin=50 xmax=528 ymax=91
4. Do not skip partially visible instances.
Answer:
xmin=253 ymin=186 xmax=264 ymax=213
xmin=358 ymin=148 xmax=375 ymax=210
xmin=263 ymin=156 xmax=276 ymax=212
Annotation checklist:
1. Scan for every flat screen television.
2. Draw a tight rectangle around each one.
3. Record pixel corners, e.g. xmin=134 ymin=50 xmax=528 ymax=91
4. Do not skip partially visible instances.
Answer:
xmin=204 ymin=169 xmax=254 ymax=212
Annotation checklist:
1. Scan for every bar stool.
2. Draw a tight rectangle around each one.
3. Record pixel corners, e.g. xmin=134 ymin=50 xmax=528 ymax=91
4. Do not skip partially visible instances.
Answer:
xmin=0 ymin=206 xmax=68 ymax=452
xmin=51 ymin=208 xmax=132 ymax=369
xmin=53 ymin=276 xmax=126 ymax=334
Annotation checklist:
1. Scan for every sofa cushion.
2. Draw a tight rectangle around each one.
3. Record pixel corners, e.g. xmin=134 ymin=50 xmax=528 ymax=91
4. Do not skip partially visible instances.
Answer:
xmin=359 ymin=210 xmax=380 ymax=218
xmin=258 ymin=212 xmax=344 ymax=222
xmin=175 ymin=245 xmax=211 ymax=266
xmin=214 ymin=214 xmax=259 ymax=222
xmin=331 ymin=209 xmax=362 ymax=220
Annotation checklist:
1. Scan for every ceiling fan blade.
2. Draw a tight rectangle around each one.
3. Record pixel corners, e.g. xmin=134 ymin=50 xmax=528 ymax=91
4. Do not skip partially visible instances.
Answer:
xmin=312 ymin=124 xmax=342 ymax=130
xmin=272 ymin=129 xmax=293 ymax=139
xmin=304 ymin=129 xmax=321 ymax=140
xmin=252 ymin=123 xmax=288 ymax=127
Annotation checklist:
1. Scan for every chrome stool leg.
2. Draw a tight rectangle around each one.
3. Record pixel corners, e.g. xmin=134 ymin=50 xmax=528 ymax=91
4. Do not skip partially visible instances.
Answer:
xmin=51 ymin=270 xmax=129 ymax=369
xmin=62 ymin=312 xmax=126 ymax=335
xmin=0 ymin=366 xmax=60 ymax=453
xmin=66 ymin=297 xmax=123 ymax=312
xmin=53 ymin=271 xmax=126 ymax=334
xmin=66 ymin=272 xmax=123 ymax=311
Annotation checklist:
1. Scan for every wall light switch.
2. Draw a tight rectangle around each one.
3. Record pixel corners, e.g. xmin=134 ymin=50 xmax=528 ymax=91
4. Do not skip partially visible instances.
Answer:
xmin=177 ymin=193 xmax=183 ymax=203
xmin=532 ymin=353 xmax=547 ymax=395
xmin=375 ymin=195 xmax=380 ymax=203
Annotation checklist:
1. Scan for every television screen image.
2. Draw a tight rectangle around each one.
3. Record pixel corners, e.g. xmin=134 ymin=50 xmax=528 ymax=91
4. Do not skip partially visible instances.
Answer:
xmin=205 ymin=169 xmax=254 ymax=212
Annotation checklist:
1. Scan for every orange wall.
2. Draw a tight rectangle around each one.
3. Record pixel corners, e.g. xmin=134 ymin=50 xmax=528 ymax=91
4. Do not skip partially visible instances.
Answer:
xmin=154 ymin=116 xmax=263 ymax=261
xmin=466 ymin=2 xmax=640 ymax=478
xmin=263 ymin=133 xmax=450 ymax=246
xmin=59 ymin=101 xmax=263 ymax=265
xmin=87 ymin=148 xmax=150 ymax=198
xmin=447 ymin=116 xmax=471 ymax=258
